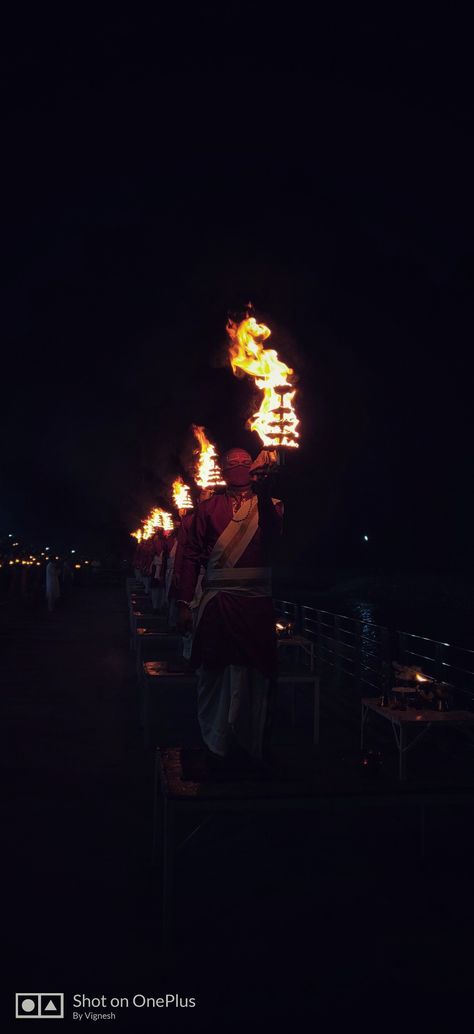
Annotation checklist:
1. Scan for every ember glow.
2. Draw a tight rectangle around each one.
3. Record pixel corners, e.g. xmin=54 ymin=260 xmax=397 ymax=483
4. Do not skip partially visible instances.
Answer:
xmin=226 ymin=315 xmax=300 ymax=448
xmin=192 ymin=424 xmax=226 ymax=490
xmin=172 ymin=476 xmax=194 ymax=511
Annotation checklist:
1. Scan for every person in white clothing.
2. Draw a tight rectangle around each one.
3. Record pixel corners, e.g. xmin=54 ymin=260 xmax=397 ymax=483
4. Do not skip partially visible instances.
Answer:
xmin=46 ymin=559 xmax=60 ymax=613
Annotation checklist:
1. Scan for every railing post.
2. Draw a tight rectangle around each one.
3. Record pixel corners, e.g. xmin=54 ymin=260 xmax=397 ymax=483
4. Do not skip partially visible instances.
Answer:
xmin=354 ymin=621 xmax=362 ymax=690
xmin=316 ymin=609 xmax=323 ymax=676
xmin=381 ymin=626 xmax=391 ymax=700
xmin=334 ymin=615 xmax=342 ymax=687
xmin=397 ymin=631 xmax=406 ymax=666
xmin=435 ymin=642 xmax=445 ymax=683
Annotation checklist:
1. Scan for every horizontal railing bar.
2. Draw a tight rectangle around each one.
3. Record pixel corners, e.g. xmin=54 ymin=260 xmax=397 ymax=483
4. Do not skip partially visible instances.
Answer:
xmin=398 ymin=629 xmax=474 ymax=655
xmin=360 ymin=663 xmax=384 ymax=678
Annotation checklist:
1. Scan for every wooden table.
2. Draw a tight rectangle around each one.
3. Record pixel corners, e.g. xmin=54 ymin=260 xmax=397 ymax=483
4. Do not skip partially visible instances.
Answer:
xmin=130 ymin=611 xmax=168 ymax=648
xmin=277 ymin=666 xmax=320 ymax=746
xmin=361 ymin=698 xmax=474 ymax=780
xmin=277 ymin=634 xmax=315 ymax=672
xmin=141 ymin=661 xmax=198 ymax=749
xmin=135 ymin=628 xmax=182 ymax=680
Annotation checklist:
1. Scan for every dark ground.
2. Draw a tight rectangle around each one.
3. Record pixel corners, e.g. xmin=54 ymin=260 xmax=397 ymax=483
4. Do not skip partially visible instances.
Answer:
xmin=2 ymin=583 xmax=474 ymax=1029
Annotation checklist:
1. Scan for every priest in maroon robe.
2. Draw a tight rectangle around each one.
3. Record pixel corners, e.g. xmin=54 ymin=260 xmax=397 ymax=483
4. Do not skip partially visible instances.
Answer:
xmin=178 ymin=447 xmax=282 ymax=765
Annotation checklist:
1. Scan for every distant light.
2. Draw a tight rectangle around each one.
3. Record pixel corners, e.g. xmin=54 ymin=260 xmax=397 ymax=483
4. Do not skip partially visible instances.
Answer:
xmin=45 ymin=547 xmax=50 ymax=551
xmin=8 ymin=533 xmax=13 ymax=538
xmin=363 ymin=535 xmax=369 ymax=542
xmin=71 ymin=549 xmax=76 ymax=554
xmin=74 ymin=563 xmax=81 ymax=569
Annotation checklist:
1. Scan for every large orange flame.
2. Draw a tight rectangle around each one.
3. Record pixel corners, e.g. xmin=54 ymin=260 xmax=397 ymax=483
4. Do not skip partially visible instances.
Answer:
xmin=137 ymin=507 xmax=175 ymax=541
xmin=149 ymin=507 xmax=174 ymax=533
xmin=172 ymin=476 xmax=194 ymax=510
xmin=192 ymin=424 xmax=226 ymax=490
xmin=226 ymin=315 xmax=300 ymax=448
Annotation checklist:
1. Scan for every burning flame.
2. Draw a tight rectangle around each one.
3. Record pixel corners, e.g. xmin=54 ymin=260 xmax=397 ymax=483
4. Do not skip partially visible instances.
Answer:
xmin=146 ymin=508 xmax=174 ymax=535
xmin=192 ymin=425 xmax=226 ymax=490
xmin=172 ymin=476 xmax=193 ymax=511
xmin=226 ymin=316 xmax=300 ymax=448
xmin=132 ymin=506 xmax=174 ymax=542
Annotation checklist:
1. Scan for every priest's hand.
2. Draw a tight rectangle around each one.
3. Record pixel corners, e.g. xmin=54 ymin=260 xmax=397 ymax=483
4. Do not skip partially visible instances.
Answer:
xmin=177 ymin=602 xmax=193 ymax=633
xmin=250 ymin=449 xmax=279 ymax=480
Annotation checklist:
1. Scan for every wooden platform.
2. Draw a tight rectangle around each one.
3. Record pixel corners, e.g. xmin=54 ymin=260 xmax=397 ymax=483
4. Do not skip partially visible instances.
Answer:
xmin=136 ymin=629 xmax=183 ymax=679
xmin=141 ymin=662 xmax=198 ymax=749
xmin=154 ymin=746 xmax=474 ymax=949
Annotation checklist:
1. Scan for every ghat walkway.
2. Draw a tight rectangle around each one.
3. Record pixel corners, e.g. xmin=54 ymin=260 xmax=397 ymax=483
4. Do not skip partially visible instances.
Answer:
xmin=2 ymin=583 xmax=473 ymax=1025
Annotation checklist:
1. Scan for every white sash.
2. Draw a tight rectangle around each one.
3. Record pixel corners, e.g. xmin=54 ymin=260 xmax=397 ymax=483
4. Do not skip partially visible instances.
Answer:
xmin=193 ymin=495 xmax=275 ymax=634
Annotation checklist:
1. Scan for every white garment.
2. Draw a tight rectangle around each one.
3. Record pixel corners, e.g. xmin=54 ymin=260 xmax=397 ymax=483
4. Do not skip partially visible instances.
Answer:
xmin=45 ymin=562 xmax=60 ymax=603
xmin=151 ymin=585 xmax=165 ymax=610
xmin=165 ymin=540 xmax=177 ymax=600
xmin=197 ymin=665 xmax=270 ymax=759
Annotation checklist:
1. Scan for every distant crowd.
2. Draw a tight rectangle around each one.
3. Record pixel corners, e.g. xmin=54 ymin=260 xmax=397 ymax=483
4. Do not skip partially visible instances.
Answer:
xmin=0 ymin=551 xmax=99 ymax=610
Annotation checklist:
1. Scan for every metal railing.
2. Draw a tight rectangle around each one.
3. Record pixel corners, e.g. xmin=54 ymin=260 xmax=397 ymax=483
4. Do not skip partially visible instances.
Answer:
xmin=397 ymin=629 xmax=474 ymax=706
xmin=274 ymin=600 xmax=474 ymax=707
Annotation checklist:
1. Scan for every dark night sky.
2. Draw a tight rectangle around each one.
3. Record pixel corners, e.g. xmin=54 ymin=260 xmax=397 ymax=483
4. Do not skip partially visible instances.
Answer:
xmin=1 ymin=9 xmax=473 ymax=571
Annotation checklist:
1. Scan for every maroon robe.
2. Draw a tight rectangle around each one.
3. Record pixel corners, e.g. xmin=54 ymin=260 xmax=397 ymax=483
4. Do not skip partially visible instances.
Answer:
xmin=169 ymin=512 xmax=195 ymax=601
xmin=179 ymin=488 xmax=282 ymax=676
xmin=149 ymin=534 xmax=165 ymax=583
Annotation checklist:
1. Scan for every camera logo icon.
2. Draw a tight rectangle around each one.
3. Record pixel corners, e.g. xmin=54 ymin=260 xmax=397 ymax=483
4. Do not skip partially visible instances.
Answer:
xmin=15 ymin=994 xmax=64 ymax=1020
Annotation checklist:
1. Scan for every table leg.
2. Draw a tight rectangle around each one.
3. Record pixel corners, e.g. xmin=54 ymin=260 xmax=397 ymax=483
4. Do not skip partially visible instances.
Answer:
xmin=291 ymin=682 xmax=296 ymax=725
xmin=399 ymin=724 xmax=407 ymax=780
xmin=313 ymin=676 xmax=320 ymax=746
xmin=143 ymin=677 xmax=149 ymax=749
xmin=419 ymin=804 xmax=426 ymax=860
xmin=360 ymin=702 xmax=369 ymax=750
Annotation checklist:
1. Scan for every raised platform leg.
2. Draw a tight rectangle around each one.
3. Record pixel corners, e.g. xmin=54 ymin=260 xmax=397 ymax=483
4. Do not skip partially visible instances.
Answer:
xmin=162 ymin=797 xmax=173 ymax=951
xmin=143 ymin=677 xmax=149 ymax=748
xmin=360 ymin=702 xmax=369 ymax=750
xmin=152 ymin=749 xmax=160 ymax=860
xmin=419 ymin=804 xmax=426 ymax=860
xmin=290 ymin=682 xmax=296 ymax=725
xmin=313 ymin=675 xmax=320 ymax=746
xmin=136 ymin=639 xmax=143 ymax=681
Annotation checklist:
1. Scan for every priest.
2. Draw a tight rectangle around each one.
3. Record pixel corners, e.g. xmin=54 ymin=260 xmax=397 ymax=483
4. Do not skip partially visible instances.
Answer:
xmin=178 ymin=448 xmax=282 ymax=767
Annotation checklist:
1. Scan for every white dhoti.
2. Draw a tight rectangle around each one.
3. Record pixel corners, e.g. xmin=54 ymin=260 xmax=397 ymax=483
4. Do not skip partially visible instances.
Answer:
xmin=197 ymin=664 xmax=270 ymax=759
xmin=151 ymin=585 xmax=165 ymax=610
